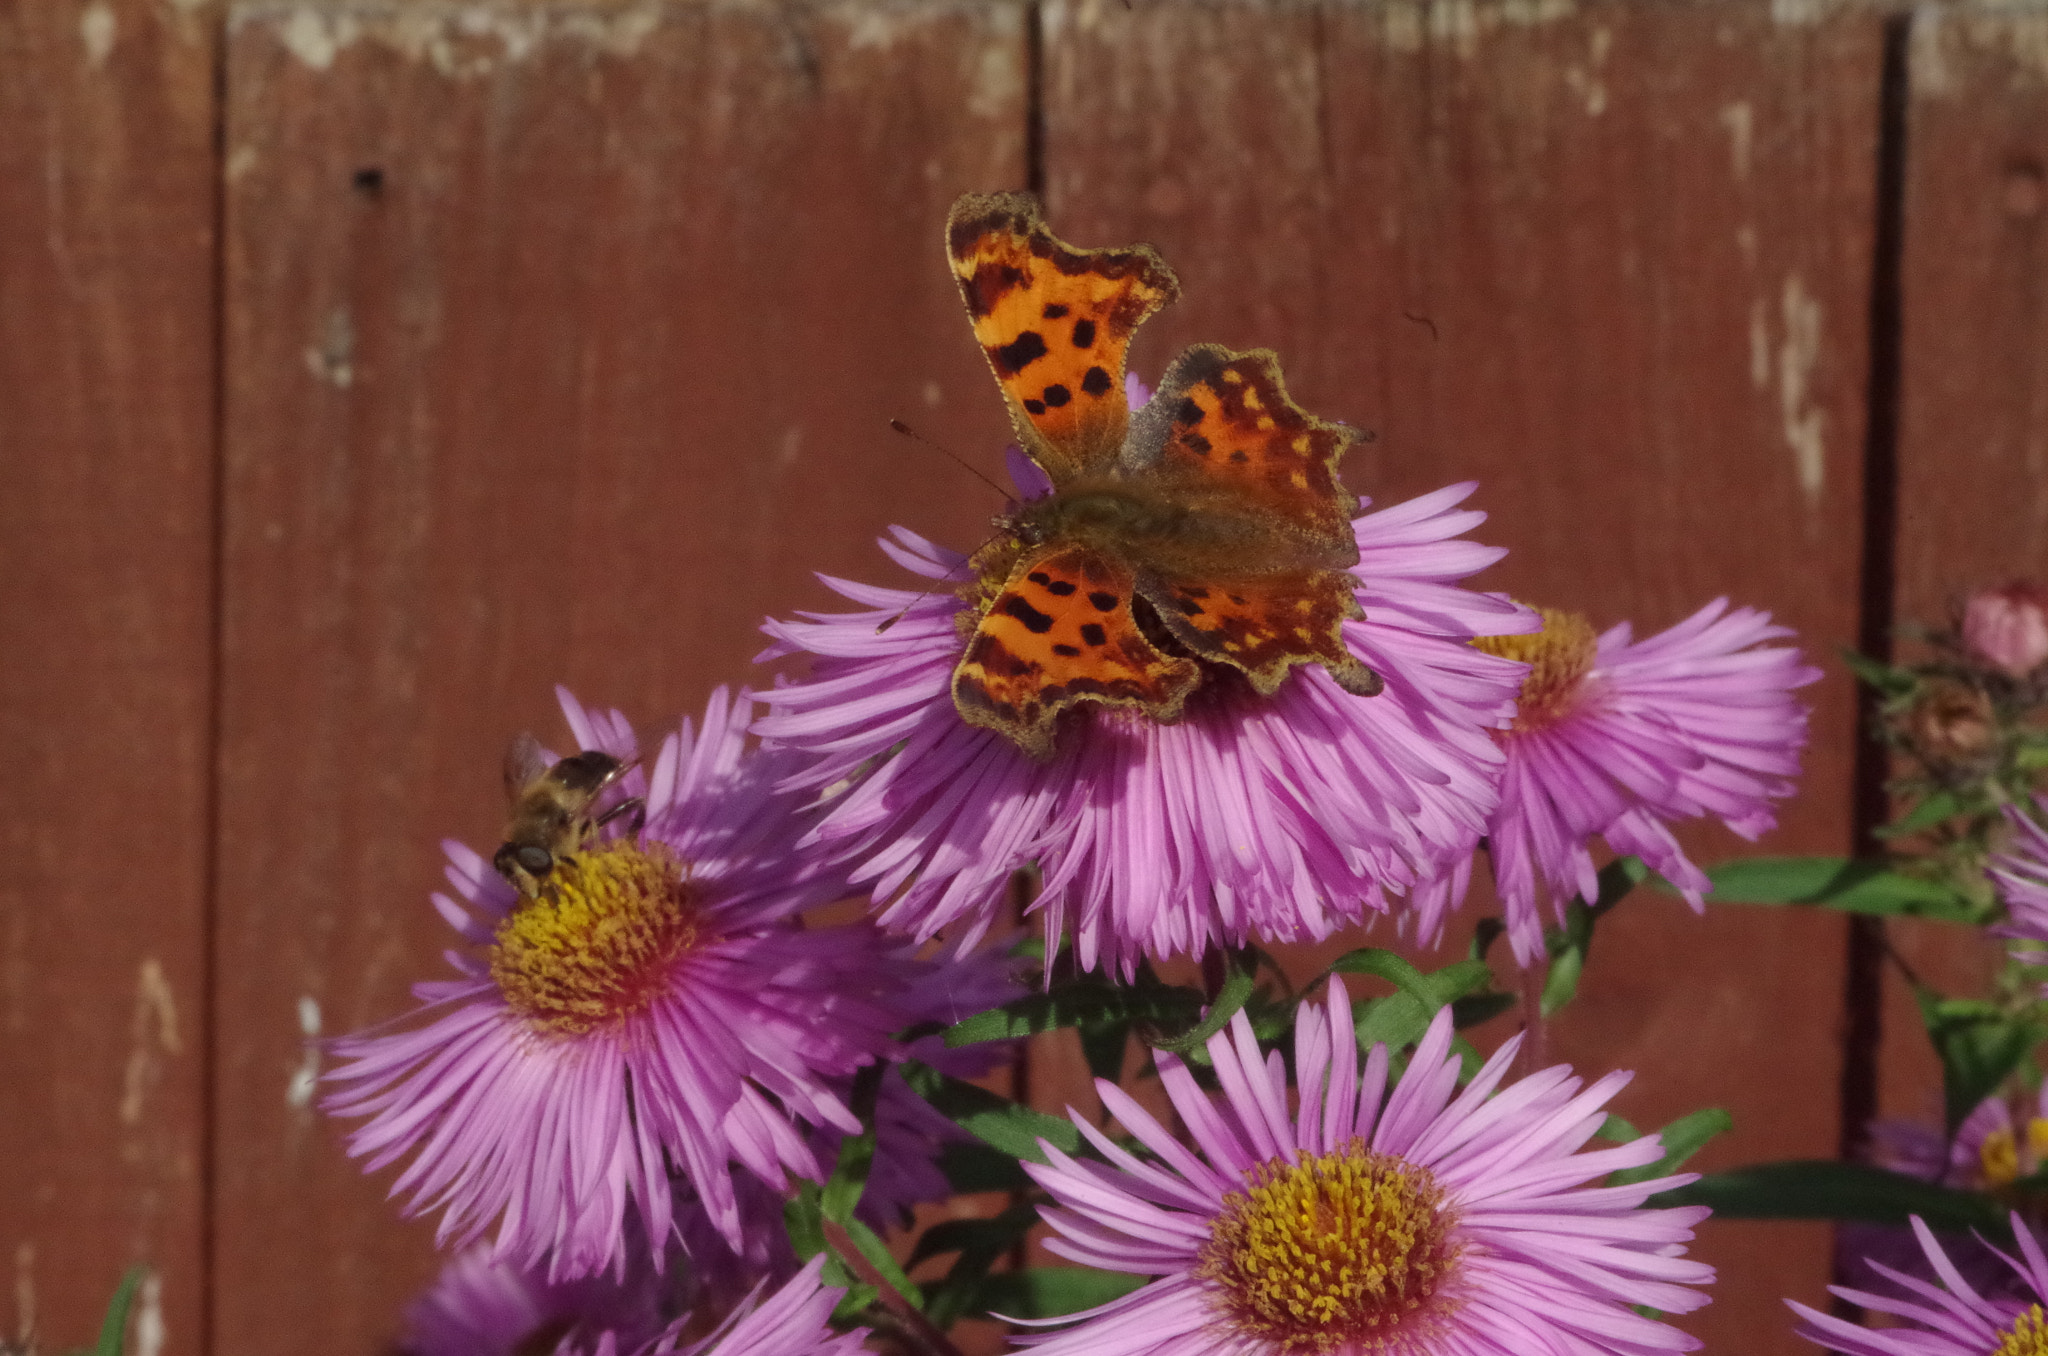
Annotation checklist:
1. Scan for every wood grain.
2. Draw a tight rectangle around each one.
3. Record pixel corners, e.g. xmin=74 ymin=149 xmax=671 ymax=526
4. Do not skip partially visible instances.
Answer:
xmin=214 ymin=3 xmax=1025 ymax=1351
xmin=1039 ymin=0 xmax=1881 ymax=1349
xmin=0 ymin=1 xmax=217 ymax=1352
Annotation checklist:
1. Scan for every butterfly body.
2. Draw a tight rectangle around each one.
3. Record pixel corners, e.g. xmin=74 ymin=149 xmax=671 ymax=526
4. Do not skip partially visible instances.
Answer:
xmin=945 ymin=193 xmax=1382 ymax=759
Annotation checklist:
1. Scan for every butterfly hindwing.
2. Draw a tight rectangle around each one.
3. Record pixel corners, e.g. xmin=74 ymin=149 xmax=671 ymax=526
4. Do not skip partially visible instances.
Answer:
xmin=1129 ymin=344 xmax=1361 ymax=564
xmin=952 ymin=543 xmax=1200 ymax=759
xmin=1142 ymin=569 xmax=1379 ymax=698
xmin=947 ymin=192 xmax=1180 ymax=483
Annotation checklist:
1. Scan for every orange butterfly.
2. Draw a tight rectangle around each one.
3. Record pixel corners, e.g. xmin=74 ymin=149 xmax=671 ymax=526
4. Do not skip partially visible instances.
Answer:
xmin=945 ymin=192 xmax=1382 ymax=760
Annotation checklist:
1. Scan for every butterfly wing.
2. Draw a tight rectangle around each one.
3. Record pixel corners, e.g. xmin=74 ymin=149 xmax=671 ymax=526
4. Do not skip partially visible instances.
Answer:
xmin=1127 ymin=344 xmax=1378 ymax=696
xmin=1144 ymin=571 xmax=1379 ymax=698
xmin=952 ymin=543 xmax=1200 ymax=759
xmin=947 ymin=192 xmax=1180 ymax=483
xmin=1127 ymin=344 xmax=1362 ymax=558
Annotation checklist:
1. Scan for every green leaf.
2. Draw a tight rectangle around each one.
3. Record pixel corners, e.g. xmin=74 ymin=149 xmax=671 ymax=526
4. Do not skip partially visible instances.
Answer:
xmin=1594 ymin=855 xmax=1652 ymax=907
xmin=938 ymin=1140 xmax=1033 ymax=1194
xmin=836 ymin=1216 xmax=924 ymax=1308
xmin=1449 ymin=991 xmax=1516 ymax=1029
xmin=971 ymin=1268 xmax=1148 ymax=1319
xmin=1842 ymin=647 xmax=1917 ymax=697
xmin=1596 ymin=1114 xmax=1641 ymax=1142
xmin=901 ymin=1063 xmax=1080 ymax=1163
xmin=907 ymin=1207 xmax=1039 ymax=1272
xmin=1703 ymin=857 xmax=1976 ymax=920
xmin=820 ymin=1063 xmax=885 ymax=1225
xmin=1540 ymin=939 xmax=1586 ymax=1017
xmin=89 ymin=1270 xmax=143 ymax=1356
xmin=1876 ymin=790 xmax=1965 ymax=839
xmin=1336 ymin=953 xmax=1495 ymax=1051
xmin=1917 ymin=990 xmax=2048 ymax=1134
xmin=1609 ymin=1108 xmax=1733 ymax=1187
xmin=1150 ymin=964 xmax=1257 ymax=1056
xmin=943 ymin=983 xmax=1200 ymax=1048
xmin=918 ymin=1204 xmax=1043 ymax=1328
xmin=1653 ymin=1160 xmax=2006 ymax=1229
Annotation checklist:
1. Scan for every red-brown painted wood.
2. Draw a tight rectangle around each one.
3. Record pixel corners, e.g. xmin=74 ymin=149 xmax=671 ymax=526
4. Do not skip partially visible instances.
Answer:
xmin=214 ymin=4 xmax=1026 ymax=1352
xmin=1038 ymin=1 xmax=1881 ymax=1349
xmin=0 ymin=1 xmax=218 ymax=1352
xmin=1877 ymin=2 xmax=2048 ymax=1165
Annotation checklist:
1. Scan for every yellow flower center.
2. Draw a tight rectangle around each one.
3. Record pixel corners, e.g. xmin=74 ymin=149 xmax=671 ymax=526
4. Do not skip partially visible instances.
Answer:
xmin=1984 ymin=1127 xmax=2023 ymax=1187
xmin=1196 ymin=1141 xmax=1459 ymax=1354
xmin=1473 ymin=607 xmax=1598 ymax=732
xmin=1995 ymin=1305 xmax=2048 ymax=1356
xmin=489 ymin=841 xmax=699 ymax=1037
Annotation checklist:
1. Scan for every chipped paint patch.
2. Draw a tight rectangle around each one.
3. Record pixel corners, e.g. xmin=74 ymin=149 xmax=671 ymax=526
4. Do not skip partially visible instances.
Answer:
xmin=1777 ymin=274 xmax=1827 ymax=500
xmin=1770 ymin=0 xmax=1828 ymax=26
xmin=121 ymin=958 xmax=182 ymax=1127
xmin=1719 ymin=100 xmax=1754 ymax=180
xmin=133 ymin=1272 xmax=164 ymax=1356
xmin=80 ymin=3 xmax=117 ymax=67
xmin=1750 ymin=297 xmax=1772 ymax=389
xmin=965 ymin=38 xmax=1023 ymax=122
xmin=305 ymin=307 xmax=355 ymax=389
xmin=243 ymin=4 xmax=666 ymax=79
xmin=286 ymin=995 xmax=322 ymax=1109
xmin=13 ymin=1243 xmax=33 ymax=1349
xmin=1379 ymin=0 xmax=1577 ymax=54
xmin=1562 ymin=26 xmax=1612 ymax=114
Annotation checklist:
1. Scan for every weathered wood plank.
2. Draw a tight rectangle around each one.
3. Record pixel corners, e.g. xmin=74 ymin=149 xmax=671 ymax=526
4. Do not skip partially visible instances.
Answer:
xmin=0 ymin=1 xmax=218 ymax=1351
xmin=1040 ymin=0 xmax=1881 ymax=1348
xmin=1879 ymin=0 xmax=2048 ymax=1173
xmin=214 ymin=2 xmax=1026 ymax=1350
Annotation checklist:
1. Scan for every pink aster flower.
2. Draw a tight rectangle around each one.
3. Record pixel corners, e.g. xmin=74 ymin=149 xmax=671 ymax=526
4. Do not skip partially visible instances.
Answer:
xmin=1424 ymin=599 xmax=1820 ymax=963
xmin=1991 ymin=797 xmax=2048 ymax=951
xmin=1017 ymin=978 xmax=1714 ymax=1356
xmin=756 ymin=473 xmax=1530 ymax=975
xmin=403 ymin=1250 xmax=866 ymax=1356
xmin=325 ymin=687 xmax=910 ymax=1280
xmin=1793 ymin=1215 xmax=2048 ymax=1356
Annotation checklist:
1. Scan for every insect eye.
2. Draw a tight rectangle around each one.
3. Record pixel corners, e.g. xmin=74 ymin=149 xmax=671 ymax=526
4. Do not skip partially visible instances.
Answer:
xmin=515 ymin=846 xmax=553 ymax=874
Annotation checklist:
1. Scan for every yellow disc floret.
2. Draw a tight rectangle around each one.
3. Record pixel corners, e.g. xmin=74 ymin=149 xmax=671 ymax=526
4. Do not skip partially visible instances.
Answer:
xmin=1196 ymin=1140 xmax=1459 ymax=1354
xmin=489 ymin=841 xmax=698 ymax=1037
xmin=1473 ymin=607 xmax=1598 ymax=732
xmin=1983 ymin=1126 xmax=2023 ymax=1187
xmin=1996 ymin=1304 xmax=2048 ymax=1356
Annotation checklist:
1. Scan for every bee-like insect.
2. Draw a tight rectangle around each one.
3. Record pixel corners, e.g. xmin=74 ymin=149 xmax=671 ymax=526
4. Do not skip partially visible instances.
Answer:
xmin=493 ymin=732 xmax=645 ymax=900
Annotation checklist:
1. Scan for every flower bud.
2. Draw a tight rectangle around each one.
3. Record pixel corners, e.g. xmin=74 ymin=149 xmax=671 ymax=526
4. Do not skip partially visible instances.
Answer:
xmin=1906 ymin=676 xmax=1995 ymax=773
xmin=1963 ymin=582 xmax=2048 ymax=679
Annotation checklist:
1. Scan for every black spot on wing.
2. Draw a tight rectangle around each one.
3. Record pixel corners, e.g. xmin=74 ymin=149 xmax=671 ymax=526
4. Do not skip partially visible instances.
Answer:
xmin=1081 ymin=366 xmax=1113 ymax=397
xmin=1087 ymin=591 xmax=1118 ymax=612
xmin=993 ymin=330 xmax=1050 ymax=375
xmin=1024 ymin=398 xmax=1046 ymax=415
xmin=1042 ymin=303 xmax=1070 ymax=319
xmin=1175 ymin=398 xmax=1201 ymax=426
xmin=1053 ymin=643 xmax=1081 ymax=657
xmin=965 ymin=264 xmax=1028 ymax=319
xmin=1044 ymin=578 xmax=1077 ymax=596
xmin=1042 ymin=384 xmax=1071 ymax=408
xmin=1185 ymin=434 xmax=1212 ymax=456
xmin=1080 ymin=623 xmax=1108 ymax=648
xmin=999 ymin=594 xmax=1056 ymax=634
xmin=1072 ymin=319 xmax=1097 ymax=349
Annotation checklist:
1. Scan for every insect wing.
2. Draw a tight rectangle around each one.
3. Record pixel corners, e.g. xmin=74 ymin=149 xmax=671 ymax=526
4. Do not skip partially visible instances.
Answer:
xmin=947 ymin=192 xmax=1179 ymax=484
xmin=952 ymin=543 xmax=1199 ymax=759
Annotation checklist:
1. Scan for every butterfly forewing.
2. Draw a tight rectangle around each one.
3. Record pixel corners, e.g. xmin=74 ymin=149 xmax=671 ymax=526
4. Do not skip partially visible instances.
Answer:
xmin=1128 ymin=344 xmax=1362 ymax=564
xmin=947 ymin=192 xmax=1180 ymax=483
xmin=953 ymin=543 xmax=1200 ymax=759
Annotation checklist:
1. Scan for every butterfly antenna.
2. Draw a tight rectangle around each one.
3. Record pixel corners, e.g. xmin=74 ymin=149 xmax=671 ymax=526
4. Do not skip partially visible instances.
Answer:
xmin=889 ymin=419 xmax=1012 ymax=500
xmin=875 ymin=525 xmax=1012 ymax=634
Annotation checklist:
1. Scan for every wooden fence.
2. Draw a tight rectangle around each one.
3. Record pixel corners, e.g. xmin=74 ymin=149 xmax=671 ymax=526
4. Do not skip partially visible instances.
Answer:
xmin=3 ymin=0 xmax=2043 ymax=1351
